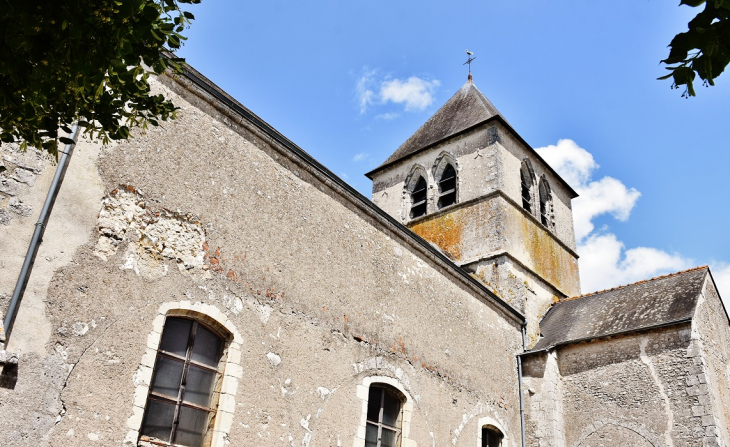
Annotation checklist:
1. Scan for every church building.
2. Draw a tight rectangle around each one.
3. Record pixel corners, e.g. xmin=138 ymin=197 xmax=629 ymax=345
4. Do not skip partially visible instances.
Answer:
xmin=0 ymin=60 xmax=727 ymax=447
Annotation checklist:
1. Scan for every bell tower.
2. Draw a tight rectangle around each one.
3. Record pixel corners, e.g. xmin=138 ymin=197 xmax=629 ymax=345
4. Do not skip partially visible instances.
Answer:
xmin=366 ymin=77 xmax=580 ymax=345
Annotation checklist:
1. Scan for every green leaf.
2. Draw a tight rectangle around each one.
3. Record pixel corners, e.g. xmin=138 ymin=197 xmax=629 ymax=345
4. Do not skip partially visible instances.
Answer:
xmin=681 ymin=0 xmax=707 ymax=7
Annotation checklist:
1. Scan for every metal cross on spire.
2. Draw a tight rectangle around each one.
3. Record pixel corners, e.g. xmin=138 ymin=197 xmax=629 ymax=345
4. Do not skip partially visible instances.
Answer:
xmin=464 ymin=50 xmax=476 ymax=82
xmin=464 ymin=49 xmax=476 ymax=76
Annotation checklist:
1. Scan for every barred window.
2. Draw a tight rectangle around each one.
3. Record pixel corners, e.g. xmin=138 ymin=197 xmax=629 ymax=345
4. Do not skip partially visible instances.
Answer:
xmin=437 ymin=163 xmax=457 ymax=209
xmin=140 ymin=317 xmax=226 ymax=447
xmin=365 ymin=385 xmax=404 ymax=447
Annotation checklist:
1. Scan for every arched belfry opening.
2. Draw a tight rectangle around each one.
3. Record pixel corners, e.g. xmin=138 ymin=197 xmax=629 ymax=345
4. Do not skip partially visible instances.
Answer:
xmin=538 ymin=176 xmax=554 ymax=230
xmin=520 ymin=159 xmax=536 ymax=214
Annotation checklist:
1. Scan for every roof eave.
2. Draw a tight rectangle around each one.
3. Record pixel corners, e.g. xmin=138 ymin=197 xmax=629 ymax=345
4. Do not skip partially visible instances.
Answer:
xmin=521 ymin=317 xmax=695 ymax=356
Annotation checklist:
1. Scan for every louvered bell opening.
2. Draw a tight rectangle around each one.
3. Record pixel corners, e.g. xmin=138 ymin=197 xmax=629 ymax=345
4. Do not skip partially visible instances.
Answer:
xmin=410 ymin=177 xmax=427 ymax=219
xmin=438 ymin=165 xmax=457 ymax=209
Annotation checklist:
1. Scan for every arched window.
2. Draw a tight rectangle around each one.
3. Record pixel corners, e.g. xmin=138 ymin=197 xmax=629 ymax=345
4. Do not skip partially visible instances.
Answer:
xmin=139 ymin=316 xmax=228 ymax=447
xmin=409 ymin=176 xmax=427 ymax=219
xmin=520 ymin=159 xmax=535 ymax=214
xmin=481 ymin=425 xmax=503 ymax=447
xmin=366 ymin=384 xmax=405 ymax=447
xmin=437 ymin=163 xmax=457 ymax=209
xmin=538 ymin=176 xmax=554 ymax=230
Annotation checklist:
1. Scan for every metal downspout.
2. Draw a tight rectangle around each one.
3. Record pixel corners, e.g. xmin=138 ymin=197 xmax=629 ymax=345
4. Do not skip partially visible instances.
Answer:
xmin=1 ymin=124 xmax=80 ymax=343
xmin=518 ymin=323 xmax=527 ymax=447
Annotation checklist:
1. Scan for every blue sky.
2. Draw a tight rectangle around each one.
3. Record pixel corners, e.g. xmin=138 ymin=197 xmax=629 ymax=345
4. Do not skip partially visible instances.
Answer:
xmin=176 ymin=1 xmax=729 ymax=300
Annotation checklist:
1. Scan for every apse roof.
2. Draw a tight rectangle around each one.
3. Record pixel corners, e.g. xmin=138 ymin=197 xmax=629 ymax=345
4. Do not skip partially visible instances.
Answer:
xmin=530 ymin=266 xmax=710 ymax=351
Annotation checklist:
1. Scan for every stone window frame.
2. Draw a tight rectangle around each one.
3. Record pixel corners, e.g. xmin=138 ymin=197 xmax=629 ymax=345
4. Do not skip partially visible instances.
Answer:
xmin=354 ymin=375 xmax=416 ymax=447
xmin=125 ymin=301 xmax=243 ymax=447
xmin=476 ymin=417 xmax=507 ymax=447
xmin=537 ymin=175 xmax=555 ymax=232
xmin=432 ymin=152 xmax=459 ymax=210
xmin=404 ymin=164 xmax=429 ymax=220
xmin=519 ymin=159 xmax=537 ymax=215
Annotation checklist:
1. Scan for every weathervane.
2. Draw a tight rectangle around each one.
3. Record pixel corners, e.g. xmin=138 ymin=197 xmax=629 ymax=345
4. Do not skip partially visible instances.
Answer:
xmin=464 ymin=50 xmax=476 ymax=77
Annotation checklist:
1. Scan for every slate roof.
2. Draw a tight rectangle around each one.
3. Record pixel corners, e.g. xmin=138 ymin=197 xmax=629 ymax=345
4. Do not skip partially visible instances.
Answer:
xmin=530 ymin=266 xmax=709 ymax=351
xmin=370 ymin=79 xmax=504 ymax=171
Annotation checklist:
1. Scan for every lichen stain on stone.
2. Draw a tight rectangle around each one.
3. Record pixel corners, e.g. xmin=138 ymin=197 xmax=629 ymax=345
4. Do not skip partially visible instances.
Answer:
xmin=408 ymin=209 xmax=464 ymax=260
xmin=517 ymin=209 xmax=579 ymax=295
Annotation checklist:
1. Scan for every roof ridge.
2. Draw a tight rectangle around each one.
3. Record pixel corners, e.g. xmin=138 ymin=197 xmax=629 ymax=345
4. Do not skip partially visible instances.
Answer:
xmin=559 ymin=265 xmax=709 ymax=303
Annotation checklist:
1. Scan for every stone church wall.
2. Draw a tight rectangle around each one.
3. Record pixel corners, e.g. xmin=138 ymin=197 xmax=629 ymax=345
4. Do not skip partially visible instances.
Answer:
xmin=0 ymin=72 xmax=524 ymax=446
xmin=692 ymin=275 xmax=730 ymax=446
xmin=522 ymin=325 xmax=714 ymax=447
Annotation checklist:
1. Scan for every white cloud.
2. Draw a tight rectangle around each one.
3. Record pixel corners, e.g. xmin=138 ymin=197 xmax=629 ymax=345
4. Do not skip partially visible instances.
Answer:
xmin=536 ymin=139 xmax=640 ymax=240
xmin=379 ymin=77 xmax=440 ymax=112
xmin=536 ymin=139 xmax=700 ymax=295
xmin=355 ymin=68 xmax=439 ymax=114
xmin=534 ymin=139 xmax=597 ymax=188
xmin=375 ymin=112 xmax=399 ymax=121
xmin=573 ymin=177 xmax=641 ymax=240
xmin=356 ymin=69 xmax=377 ymax=114
xmin=353 ymin=152 xmax=369 ymax=162
xmin=578 ymin=233 xmax=691 ymax=293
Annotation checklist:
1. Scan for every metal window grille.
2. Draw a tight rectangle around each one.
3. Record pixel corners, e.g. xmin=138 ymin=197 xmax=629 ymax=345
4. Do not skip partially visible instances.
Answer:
xmin=410 ymin=176 xmax=427 ymax=219
xmin=437 ymin=164 xmax=457 ymax=209
xmin=139 ymin=317 xmax=226 ymax=447
xmin=365 ymin=385 xmax=403 ymax=447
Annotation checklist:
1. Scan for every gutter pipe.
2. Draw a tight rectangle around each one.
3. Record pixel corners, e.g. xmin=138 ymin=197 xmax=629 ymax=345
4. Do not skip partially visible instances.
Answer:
xmin=1 ymin=124 xmax=80 ymax=344
xmin=518 ymin=323 xmax=527 ymax=447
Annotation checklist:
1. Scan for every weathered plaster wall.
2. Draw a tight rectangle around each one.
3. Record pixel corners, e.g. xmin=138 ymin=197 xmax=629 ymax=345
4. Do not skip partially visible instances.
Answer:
xmin=0 ymin=74 xmax=524 ymax=446
xmin=523 ymin=326 xmax=714 ymax=447
xmin=0 ymin=139 xmax=106 ymax=442
xmin=693 ymin=275 xmax=730 ymax=446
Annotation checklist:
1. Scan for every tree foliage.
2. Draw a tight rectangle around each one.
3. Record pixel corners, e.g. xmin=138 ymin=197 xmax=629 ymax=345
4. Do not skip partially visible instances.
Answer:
xmin=0 ymin=0 xmax=200 ymax=159
xmin=661 ymin=0 xmax=730 ymax=97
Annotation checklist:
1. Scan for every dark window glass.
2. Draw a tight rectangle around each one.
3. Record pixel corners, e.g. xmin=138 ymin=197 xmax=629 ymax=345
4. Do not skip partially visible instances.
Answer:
xmin=410 ymin=176 xmax=427 ymax=219
xmin=365 ymin=385 xmax=404 ymax=447
xmin=437 ymin=164 xmax=457 ymax=209
xmin=140 ymin=317 xmax=226 ymax=447
xmin=482 ymin=426 xmax=503 ymax=447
